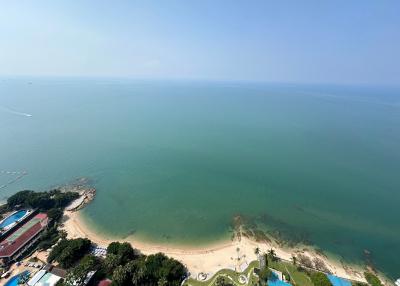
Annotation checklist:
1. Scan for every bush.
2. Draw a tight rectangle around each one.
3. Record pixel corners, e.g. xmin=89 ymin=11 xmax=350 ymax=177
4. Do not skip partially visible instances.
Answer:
xmin=313 ymin=257 xmax=331 ymax=273
xmin=0 ymin=203 xmax=10 ymax=215
xmin=298 ymin=254 xmax=313 ymax=268
xmin=310 ymin=272 xmax=332 ymax=286
xmin=364 ymin=272 xmax=383 ymax=286
xmin=283 ymin=270 xmax=291 ymax=282
xmin=258 ymin=267 xmax=272 ymax=286
xmin=216 ymin=276 xmax=234 ymax=286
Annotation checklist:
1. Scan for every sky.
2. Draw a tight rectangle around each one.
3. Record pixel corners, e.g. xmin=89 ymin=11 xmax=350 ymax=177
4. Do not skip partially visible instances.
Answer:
xmin=0 ymin=1 xmax=399 ymax=85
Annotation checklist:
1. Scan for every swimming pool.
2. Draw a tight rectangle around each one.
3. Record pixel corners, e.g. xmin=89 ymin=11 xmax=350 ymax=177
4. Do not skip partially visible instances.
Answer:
xmin=328 ymin=275 xmax=352 ymax=286
xmin=0 ymin=210 xmax=28 ymax=229
xmin=268 ymin=272 xmax=292 ymax=286
xmin=4 ymin=271 xmax=30 ymax=286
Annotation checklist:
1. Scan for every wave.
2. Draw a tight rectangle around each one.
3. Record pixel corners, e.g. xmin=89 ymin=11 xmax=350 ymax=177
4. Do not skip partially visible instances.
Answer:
xmin=0 ymin=106 xmax=33 ymax=117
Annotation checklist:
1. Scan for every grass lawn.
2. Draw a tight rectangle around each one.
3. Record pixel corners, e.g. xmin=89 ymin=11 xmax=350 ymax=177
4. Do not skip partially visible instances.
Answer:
xmin=184 ymin=258 xmax=316 ymax=286
xmin=267 ymin=258 xmax=314 ymax=286
xmin=184 ymin=260 xmax=260 ymax=286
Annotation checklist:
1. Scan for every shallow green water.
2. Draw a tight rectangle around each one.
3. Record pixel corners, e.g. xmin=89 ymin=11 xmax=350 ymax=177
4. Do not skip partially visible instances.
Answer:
xmin=0 ymin=78 xmax=399 ymax=278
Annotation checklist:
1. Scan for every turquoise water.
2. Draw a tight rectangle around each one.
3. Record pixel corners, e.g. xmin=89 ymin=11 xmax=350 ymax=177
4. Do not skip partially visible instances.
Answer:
xmin=327 ymin=275 xmax=352 ymax=286
xmin=0 ymin=210 xmax=27 ymax=228
xmin=268 ymin=272 xmax=292 ymax=286
xmin=0 ymin=78 xmax=399 ymax=278
xmin=4 ymin=271 xmax=30 ymax=286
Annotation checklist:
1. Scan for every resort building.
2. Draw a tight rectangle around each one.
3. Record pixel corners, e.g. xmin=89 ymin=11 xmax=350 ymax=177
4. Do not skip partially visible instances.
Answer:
xmin=27 ymin=264 xmax=67 ymax=286
xmin=0 ymin=213 xmax=48 ymax=265
xmin=0 ymin=209 xmax=35 ymax=238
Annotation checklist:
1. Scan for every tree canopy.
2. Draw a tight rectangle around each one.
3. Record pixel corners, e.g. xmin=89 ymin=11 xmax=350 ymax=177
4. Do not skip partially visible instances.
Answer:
xmin=48 ymin=238 xmax=92 ymax=268
xmin=7 ymin=189 xmax=79 ymax=211
xmin=364 ymin=272 xmax=383 ymax=286
xmin=48 ymin=238 xmax=187 ymax=285
xmin=107 ymin=242 xmax=138 ymax=265
xmin=101 ymin=243 xmax=187 ymax=286
xmin=310 ymin=272 xmax=332 ymax=286
xmin=216 ymin=276 xmax=234 ymax=286
xmin=63 ymin=255 xmax=98 ymax=286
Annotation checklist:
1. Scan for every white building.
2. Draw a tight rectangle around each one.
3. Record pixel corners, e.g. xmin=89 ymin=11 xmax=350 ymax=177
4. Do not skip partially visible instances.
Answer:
xmin=27 ymin=265 xmax=66 ymax=286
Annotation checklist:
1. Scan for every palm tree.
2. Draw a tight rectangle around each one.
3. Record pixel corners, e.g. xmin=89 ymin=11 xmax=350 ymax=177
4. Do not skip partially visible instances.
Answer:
xmin=132 ymin=267 xmax=146 ymax=286
xmin=268 ymin=249 xmax=277 ymax=261
xmin=19 ymin=272 xmax=30 ymax=286
xmin=291 ymin=255 xmax=297 ymax=266
xmin=254 ymin=247 xmax=260 ymax=258
xmin=236 ymin=247 xmax=240 ymax=260
xmin=264 ymin=253 xmax=269 ymax=268
xmin=158 ymin=277 xmax=168 ymax=286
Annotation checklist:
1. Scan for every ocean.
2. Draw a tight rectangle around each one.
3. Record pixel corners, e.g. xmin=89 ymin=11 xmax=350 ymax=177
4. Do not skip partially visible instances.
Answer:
xmin=0 ymin=78 xmax=399 ymax=278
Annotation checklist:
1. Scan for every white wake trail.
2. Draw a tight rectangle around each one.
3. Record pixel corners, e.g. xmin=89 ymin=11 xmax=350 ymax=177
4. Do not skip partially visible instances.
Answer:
xmin=0 ymin=106 xmax=33 ymax=117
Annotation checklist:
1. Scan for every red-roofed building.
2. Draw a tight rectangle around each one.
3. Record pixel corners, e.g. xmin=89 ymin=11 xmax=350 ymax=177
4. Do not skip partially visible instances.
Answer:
xmin=97 ymin=279 xmax=112 ymax=286
xmin=0 ymin=213 xmax=48 ymax=265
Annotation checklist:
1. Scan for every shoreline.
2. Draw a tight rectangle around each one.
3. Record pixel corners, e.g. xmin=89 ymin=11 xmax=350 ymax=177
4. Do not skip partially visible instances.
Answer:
xmin=61 ymin=209 xmax=368 ymax=282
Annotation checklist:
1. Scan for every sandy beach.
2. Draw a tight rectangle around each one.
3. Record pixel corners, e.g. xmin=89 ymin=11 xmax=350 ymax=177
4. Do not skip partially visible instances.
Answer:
xmin=61 ymin=210 xmax=367 ymax=282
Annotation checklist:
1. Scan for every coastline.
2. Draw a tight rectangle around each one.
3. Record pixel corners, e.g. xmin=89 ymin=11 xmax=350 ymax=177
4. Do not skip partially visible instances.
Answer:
xmin=61 ymin=209 xmax=368 ymax=282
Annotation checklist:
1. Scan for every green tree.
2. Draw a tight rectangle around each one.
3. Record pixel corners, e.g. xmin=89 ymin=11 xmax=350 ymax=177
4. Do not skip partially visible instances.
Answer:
xmin=216 ymin=276 xmax=234 ymax=286
xmin=7 ymin=190 xmax=35 ymax=207
xmin=63 ymin=255 xmax=97 ymax=286
xmin=7 ymin=189 xmax=79 ymax=211
xmin=310 ymin=272 xmax=332 ymax=286
xmin=47 ymin=208 xmax=64 ymax=225
xmin=131 ymin=263 xmax=146 ymax=286
xmin=107 ymin=241 xmax=137 ymax=265
xmin=364 ymin=272 xmax=383 ymax=286
xmin=48 ymin=238 xmax=92 ymax=268
xmin=53 ymin=191 xmax=79 ymax=208
xmin=37 ymin=226 xmax=62 ymax=250
xmin=268 ymin=249 xmax=277 ymax=261
xmin=101 ymin=242 xmax=187 ymax=286
xmin=291 ymin=255 xmax=297 ymax=266
xmin=144 ymin=253 xmax=187 ymax=286
xmin=158 ymin=277 xmax=168 ymax=286
xmin=263 ymin=253 xmax=269 ymax=268
xmin=258 ymin=267 xmax=272 ymax=286
xmin=111 ymin=265 xmax=130 ymax=286
xmin=104 ymin=253 xmax=121 ymax=275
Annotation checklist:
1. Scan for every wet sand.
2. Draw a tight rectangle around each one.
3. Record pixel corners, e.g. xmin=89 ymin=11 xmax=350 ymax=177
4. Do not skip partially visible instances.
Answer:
xmin=61 ymin=210 xmax=367 ymax=282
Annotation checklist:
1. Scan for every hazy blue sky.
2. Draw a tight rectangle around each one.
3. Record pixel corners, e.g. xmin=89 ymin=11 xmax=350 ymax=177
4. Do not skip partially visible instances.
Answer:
xmin=1 ymin=1 xmax=399 ymax=84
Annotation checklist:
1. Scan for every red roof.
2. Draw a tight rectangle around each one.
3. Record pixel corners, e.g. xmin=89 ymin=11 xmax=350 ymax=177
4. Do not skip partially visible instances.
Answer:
xmin=0 ymin=213 xmax=48 ymax=258
xmin=98 ymin=279 xmax=112 ymax=286
xmin=35 ymin=213 xmax=48 ymax=219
